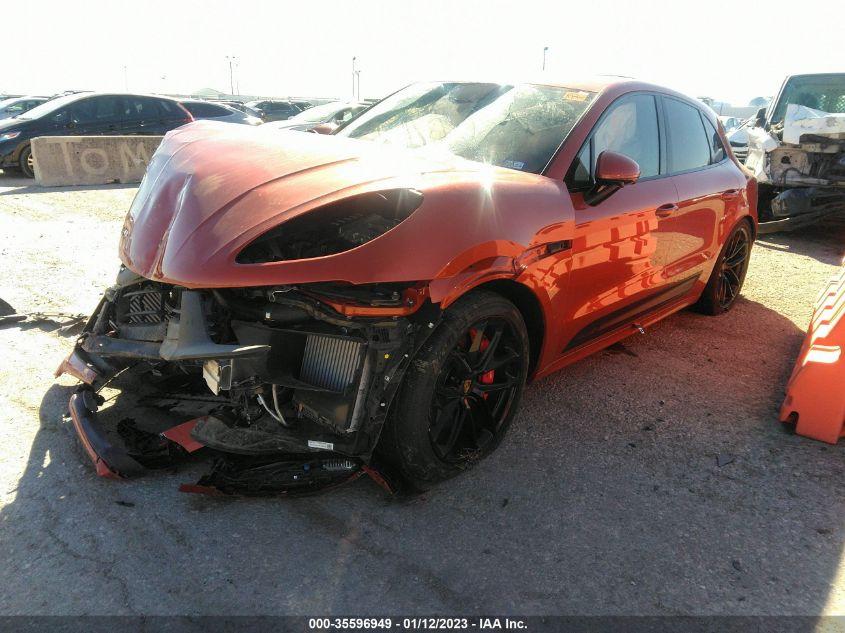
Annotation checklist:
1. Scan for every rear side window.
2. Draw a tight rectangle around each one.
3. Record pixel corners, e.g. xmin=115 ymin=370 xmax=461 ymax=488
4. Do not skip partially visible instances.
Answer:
xmin=664 ymin=98 xmax=711 ymax=173
xmin=157 ymin=99 xmax=178 ymax=118
xmin=702 ymin=117 xmax=726 ymax=163
xmin=124 ymin=97 xmax=163 ymax=120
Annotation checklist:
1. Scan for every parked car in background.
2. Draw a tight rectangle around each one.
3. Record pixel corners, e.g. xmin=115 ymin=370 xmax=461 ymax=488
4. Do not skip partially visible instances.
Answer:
xmin=0 ymin=96 xmax=48 ymax=120
xmin=0 ymin=92 xmax=193 ymax=177
xmin=214 ymin=100 xmax=264 ymax=118
xmin=292 ymin=100 xmax=313 ymax=111
xmin=744 ymin=73 xmax=845 ymax=230
xmin=727 ymin=120 xmax=750 ymax=162
xmin=245 ymin=100 xmax=301 ymax=122
xmin=178 ymin=99 xmax=262 ymax=125
xmin=718 ymin=116 xmax=743 ymax=133
xmin=263 ymin=101 xmax=368 ymax=132
xmin=58 ymin=78 xmax=757 ymax=492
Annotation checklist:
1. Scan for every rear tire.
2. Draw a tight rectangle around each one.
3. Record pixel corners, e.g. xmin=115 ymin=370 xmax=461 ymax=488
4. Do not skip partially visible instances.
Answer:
xmin=694 ymin=220 xmax=753 ymax=315
xmin=19 ymin=145 xmax=34 ymax=178
xmin=379 ymin=290 xmax=530 ymax=490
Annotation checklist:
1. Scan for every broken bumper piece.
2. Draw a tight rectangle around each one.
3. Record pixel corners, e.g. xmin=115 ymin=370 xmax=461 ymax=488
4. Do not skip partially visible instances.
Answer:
xmin=68 ymin=387 xmax=146 ymax=478
xmin=66 ymin=385 xmax=376 ymax=495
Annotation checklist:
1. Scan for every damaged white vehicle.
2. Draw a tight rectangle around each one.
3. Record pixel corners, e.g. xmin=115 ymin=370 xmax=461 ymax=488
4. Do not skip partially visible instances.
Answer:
xmin=745 ymin=73 xmax=845 ymax=232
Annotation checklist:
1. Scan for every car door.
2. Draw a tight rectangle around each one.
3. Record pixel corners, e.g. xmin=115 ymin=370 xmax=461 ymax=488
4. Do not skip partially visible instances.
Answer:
xmin=560 ymin=92 xmax=682 ymax=352
xmin=119 ymin=96 xmax=163 ymax=134
xmin=68 ymin=95 xmax=123 ymax=135
xmin=660 ymin=96 xmax=737 ymax=281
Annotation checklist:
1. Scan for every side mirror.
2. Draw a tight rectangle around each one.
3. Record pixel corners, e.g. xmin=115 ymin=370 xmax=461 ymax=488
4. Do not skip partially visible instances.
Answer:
xmin=311 ymin=123 xmax=335 ymax=135
xmin=755 ymin=106 xmax=766 ymax=128
xmin=585 ymin=151 xmax=640 ymax=206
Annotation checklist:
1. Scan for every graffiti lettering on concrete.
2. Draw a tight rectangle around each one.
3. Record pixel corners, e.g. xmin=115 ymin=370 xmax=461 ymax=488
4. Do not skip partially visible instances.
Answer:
xmin=119 ymin=142 xmax=152 ymax=173
xmin=43 ymin=138 xmax=81 ymax=177
xmin=36 ymin=137 xmax=160 ymax=182
xmin=79 ymin=148 xmax=109 ymax=175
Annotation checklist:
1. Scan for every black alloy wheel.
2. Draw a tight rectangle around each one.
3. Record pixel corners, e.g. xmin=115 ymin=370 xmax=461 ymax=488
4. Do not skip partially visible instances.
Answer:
xmin=379 ymin=290 xmax=530 ymax=489
xmin=429 ymin=318 xmax=523 ymax=463
xmin=694 ymin=220 xmax=753 ymax=315
xmin=717 ymin=226 xmax=751 ymax=310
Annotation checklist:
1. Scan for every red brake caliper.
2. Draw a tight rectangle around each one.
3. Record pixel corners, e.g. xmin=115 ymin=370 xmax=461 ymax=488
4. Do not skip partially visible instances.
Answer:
xmin=468 ymin=328 xmax=495 ymax=394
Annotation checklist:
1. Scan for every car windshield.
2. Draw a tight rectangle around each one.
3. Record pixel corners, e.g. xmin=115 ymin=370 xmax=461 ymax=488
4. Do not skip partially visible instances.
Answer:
xmin=336 ymin=82 xmax=595 ymax=174
xmin=290 ymin=102 xmax=349 ymax=124
xmin=772 ymin=75 xmax=845 ymax=123
xmin=13 ymin=94 xmax=80 ymax=119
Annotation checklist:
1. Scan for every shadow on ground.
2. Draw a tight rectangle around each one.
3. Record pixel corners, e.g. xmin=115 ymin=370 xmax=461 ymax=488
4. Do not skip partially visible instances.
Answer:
xmin=1 ymin=285 xmax=843 ymax=618
xmin=756 ymin=212 xmax=845 ymax=266
xmin=0 ymin=169 xmax=137 ymax=194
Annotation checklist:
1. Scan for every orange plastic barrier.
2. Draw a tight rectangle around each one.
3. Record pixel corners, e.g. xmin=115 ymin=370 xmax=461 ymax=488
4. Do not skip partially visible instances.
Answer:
xmin=780 ymin=266 xmax=845 ymax=443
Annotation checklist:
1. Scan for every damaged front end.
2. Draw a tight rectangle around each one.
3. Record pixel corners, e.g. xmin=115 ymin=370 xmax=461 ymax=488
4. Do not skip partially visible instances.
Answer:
xmin=57 ymin=266 xmax=439 ymax=495
xmin=746 ymin=103 xmax=845 ymax=233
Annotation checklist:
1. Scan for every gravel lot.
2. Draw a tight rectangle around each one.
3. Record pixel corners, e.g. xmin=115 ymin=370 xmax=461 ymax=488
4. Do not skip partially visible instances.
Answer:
xmin=0 ymin=169 xmax=843 ymax=616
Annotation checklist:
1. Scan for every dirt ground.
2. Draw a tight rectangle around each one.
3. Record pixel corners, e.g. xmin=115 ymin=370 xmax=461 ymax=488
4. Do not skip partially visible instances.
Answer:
xmin=0 ymin=169 xmax=843 ymax=616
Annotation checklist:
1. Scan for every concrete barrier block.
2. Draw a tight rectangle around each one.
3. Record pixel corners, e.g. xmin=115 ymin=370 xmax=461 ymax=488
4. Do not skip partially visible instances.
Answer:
xmin=32 ymin=136 xmax=164 ymax=186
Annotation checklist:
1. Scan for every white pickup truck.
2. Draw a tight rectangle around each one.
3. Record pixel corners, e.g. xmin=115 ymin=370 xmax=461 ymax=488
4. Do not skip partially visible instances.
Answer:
xmin=744 ymin=73 xmax=845 ymax=233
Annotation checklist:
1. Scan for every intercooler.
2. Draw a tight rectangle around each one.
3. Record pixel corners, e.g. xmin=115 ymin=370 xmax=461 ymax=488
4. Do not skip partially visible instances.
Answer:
xmin=300 ymin=334 xmax=364 ymax=392
xmin=123 ymin=286 xmax=165 ymax=324
xmin=295 ymin=333 xmax=371 ymax=433
xmin=115 ymin=284 xmax=170 ymax=342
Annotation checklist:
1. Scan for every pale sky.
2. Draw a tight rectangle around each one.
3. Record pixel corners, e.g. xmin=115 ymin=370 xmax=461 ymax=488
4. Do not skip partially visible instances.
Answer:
xmin=4 ymin=0 xmax=843 ymax=106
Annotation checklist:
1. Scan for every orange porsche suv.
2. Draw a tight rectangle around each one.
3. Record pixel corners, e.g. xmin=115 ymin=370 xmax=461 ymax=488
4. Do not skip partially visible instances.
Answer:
xmin=58 ymin=77 xmax=756 ymax=493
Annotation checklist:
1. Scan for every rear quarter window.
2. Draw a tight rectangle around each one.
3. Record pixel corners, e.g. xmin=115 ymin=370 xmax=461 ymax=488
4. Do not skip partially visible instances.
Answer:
xmin=702 ymin=117 xmax=726 ymax=163
xmin=157 ymin=99 xmax=179 ymax=117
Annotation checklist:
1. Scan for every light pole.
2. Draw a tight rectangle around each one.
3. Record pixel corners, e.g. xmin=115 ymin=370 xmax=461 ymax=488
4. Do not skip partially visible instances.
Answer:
xmin=226 ymin=56 xmax=238 ymax=96
xmin=542 ymin=46 xmax=549 ymax=71
xmin=352 ymin=56 xmax=358 ymax=100
xmin=123 ymin=65 xmax=128 ymax=91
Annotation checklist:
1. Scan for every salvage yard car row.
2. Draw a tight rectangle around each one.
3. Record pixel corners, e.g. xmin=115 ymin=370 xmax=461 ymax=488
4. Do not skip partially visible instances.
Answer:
xmin=0 ymin=91 xmax=368 ymax=177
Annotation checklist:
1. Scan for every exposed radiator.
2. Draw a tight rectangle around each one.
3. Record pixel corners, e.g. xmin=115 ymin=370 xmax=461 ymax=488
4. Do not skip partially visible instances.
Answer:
xmin=300 ymin=334 xmax=364 ymax=392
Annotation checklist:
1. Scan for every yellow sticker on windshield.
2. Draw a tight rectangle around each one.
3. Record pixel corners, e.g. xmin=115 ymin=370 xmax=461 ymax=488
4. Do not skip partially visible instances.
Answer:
xmin=563 ymin=91 xmax=590 ymax=102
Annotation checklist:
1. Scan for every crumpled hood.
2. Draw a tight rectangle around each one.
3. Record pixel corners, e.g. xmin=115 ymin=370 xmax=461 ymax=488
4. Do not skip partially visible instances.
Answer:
xmin=120 ymin=120 xmax=574 ymax=288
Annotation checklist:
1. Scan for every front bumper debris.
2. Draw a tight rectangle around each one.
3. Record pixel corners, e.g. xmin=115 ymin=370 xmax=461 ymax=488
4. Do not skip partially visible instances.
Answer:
xmin=55 ymin=268 xmax=433 ymax=495
xmin=68 ymin=387 xmax=146 ymax=478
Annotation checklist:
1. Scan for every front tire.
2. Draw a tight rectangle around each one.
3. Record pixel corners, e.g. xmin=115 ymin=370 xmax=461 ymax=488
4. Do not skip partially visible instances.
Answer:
xmin=694 ymin=220 xmax=753 ymax=315
xmin=19 ymin=145 xmax=34 ymax=178
xmin=380 ymin=290 xmax=530 ymax=490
